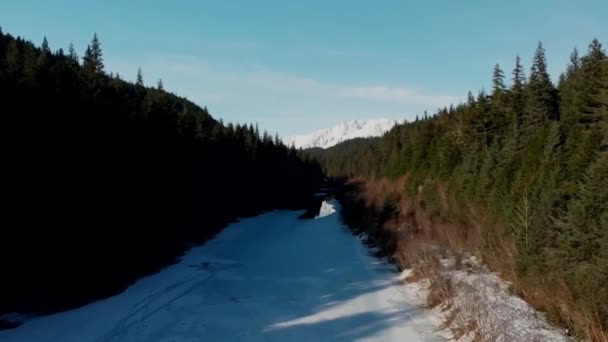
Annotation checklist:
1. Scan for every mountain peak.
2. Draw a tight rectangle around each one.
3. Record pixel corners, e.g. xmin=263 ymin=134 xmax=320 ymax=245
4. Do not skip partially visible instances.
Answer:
xmin=286 ymin=118 xmax=397 ymax=149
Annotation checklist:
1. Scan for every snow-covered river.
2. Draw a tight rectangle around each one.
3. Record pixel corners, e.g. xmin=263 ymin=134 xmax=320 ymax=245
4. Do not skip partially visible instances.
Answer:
xmin=0 ymin=201 xmax=441 ymax=342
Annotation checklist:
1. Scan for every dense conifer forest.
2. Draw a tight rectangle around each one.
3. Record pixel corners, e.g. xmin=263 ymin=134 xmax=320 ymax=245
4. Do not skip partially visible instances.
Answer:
xmin=0 ymin=28 xmax=323 ymax=315
xmin=310 ymin=40 xmax=608 ymax=333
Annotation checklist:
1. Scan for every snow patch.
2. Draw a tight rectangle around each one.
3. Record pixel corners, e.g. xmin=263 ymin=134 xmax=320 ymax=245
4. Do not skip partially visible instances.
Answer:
xmin=315 ymin=200 xmax=336 ymax=219
xmin=405 ymin=256 xmax=570 ymax=342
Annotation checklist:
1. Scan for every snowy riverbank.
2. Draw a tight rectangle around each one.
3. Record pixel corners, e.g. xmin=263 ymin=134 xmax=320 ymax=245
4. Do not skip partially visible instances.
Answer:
xmin=0 ymin=201 xmax=442 ymax=342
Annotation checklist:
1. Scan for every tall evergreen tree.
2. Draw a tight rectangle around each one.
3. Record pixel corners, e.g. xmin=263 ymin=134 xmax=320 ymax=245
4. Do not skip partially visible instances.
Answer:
xmin=41 ymin=37 xmax=50 ymax=53
xmin=526 ymin=41 xmax=558 ymax=125
xmin=566 ymin=47 xmax=581 ymax=77
xmin=585 ymin=38 xmax=607 ymax=62
xmin=509 ymin=55 xmax=527 ymax=137
xmin=82 ymin=33 xmax=104 ymax=76
xmin=136 ymin=67 xmax=144 ymax=86
xmin=492 ymin=63 xmax=506 ymax=95
xmin=573 ymin=39 xmax=608 ymax=126
xmin=490 ymin=64 xmax=509 ymax=140
xmin=467 ymin=91 xmax=476 ymax=106
xmin=512 ymin=56 xmax=526 ymax=91
xmin=68 ymin=43 xmax=79 ymax=64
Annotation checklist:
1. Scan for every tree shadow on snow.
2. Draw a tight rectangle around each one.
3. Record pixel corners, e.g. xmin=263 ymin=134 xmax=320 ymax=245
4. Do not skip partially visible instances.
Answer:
xmin=249 ymin=275 xmax=437 ymax=341
xmin=262 ymin=309 xmax=424 ymax=341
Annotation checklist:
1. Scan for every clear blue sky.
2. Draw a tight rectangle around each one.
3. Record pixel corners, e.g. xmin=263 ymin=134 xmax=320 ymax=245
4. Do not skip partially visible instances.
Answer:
xmin=1 ymin=0 xmax=606 ymax=136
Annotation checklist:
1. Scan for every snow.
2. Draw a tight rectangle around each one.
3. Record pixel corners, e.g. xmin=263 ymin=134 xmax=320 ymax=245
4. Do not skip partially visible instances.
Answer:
xmin=412 ymin=257 xmax=570 ymax=342
xmin=315 ymin=200 xmax=336 ymax=219
xmin=0 ymin=201 xmax=441 ymax=342
xmin=286 ymin=119 xmax=397 ymax=149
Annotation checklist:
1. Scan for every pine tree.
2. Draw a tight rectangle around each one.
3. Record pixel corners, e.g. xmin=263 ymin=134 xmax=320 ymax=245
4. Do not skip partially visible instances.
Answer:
xmin=574 ymin=39 xmax=608 ymax=126
xmin=585 ymin=38 xmax=607 ymax=62
xmin=566 ymin=47 xmax=581 ymax=77
xmin=490 ymin=64 xmax=509 ymax=140
xmin=136 ymin=67 xmax=144 ymax=86
xmin=492 ymin=64 xmax=506 ymax=95
xmin=274 ymin=132 xmax=281 ymax=146
xmin=561 ymin=151 xmax=608 ymax=291
xmin=512 ymin=56 xmax=526 ymax=92
xmin=262 ymin=130 xmax=270 ymax=144
xmin=36 ymin=37 xmax=52 ymax=69
xmin=68 ymin=43 xmax=79 ymax=64
xmin=157 ymin=78 xmax=163 ymax=90
xmin=83 ymin=33 xmax=104 ymax=75
xmin=525 ymin=42 xmax=559 ymax=126
xmin=41 ymin=37 xmax=50 ymax=53
xmin=530 ymin=42 xmax=550 ymax=84
xmin=506 ymin=56 xmax=526 ymax=155
xmin=467 ymin=91 xmax=476 ymax=106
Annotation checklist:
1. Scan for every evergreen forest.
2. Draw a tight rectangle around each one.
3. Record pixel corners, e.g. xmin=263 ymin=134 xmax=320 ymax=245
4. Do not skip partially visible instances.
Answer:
xmin=0 ymin=29 xmax=323 ymax=314
xmin=310 ymin=39 xmax=608 ymax=332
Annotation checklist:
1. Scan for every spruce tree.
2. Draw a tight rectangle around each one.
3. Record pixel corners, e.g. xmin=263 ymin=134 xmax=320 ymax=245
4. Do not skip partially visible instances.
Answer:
xmin=274 ymin=132 xmax=281 ymax=146
xmin=492 ymin=64 xmax=506 ymax=95
xmin=491 ymin=64 xmax=508 ymax=140
xmin=37 ymin=39 xmax=51 ymax=69
xmin=136 ymin=67 xmax=144 ymax=86
xmin=525 ymin=42 xmax=558 ymax=126
xmin=157 ymin=78 xmax=163 ymax=90
xmin=585 ymin=38 xmax=607 ymax=62
xmin=83 ymin=33 xmax=104 ymax=75
xmin=41 ymin=37 xmax=50 ymax=53
xmin=68 ymin=43 xmax=79 ymax=64
xmin=507 ymin=57 xmax=526 ymax=141
xmin=576 ymin=39 xmax=608 ymax=126
xmin=512 ymin=55 xmax=526 ymax=92
xmin=566 ymin=47 xmax=581 ymax=77
xmin=561 ymin=152 xmax=608 ymax=288
xmin=467 ymin=91 xmax=476 ymax=107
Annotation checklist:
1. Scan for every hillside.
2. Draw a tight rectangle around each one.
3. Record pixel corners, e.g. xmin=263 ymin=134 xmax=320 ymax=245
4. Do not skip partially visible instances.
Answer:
xmin=311 ymin=40 xmax=608 ymax=340
xmin=0 ymin=29 xmax=323 ymax=316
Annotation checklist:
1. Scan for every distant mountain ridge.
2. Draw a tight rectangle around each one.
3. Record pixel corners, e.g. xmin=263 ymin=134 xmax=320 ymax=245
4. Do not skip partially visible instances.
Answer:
xmin=287 ymin=118 xmax=397 ymax=149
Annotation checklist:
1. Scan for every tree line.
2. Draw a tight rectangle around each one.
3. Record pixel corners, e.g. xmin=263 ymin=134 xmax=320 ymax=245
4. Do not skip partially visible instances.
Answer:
xmin=0 ymin=28 xmax=323 ymax=315
xmin=310 ymin=39 xmax=608 ymax=330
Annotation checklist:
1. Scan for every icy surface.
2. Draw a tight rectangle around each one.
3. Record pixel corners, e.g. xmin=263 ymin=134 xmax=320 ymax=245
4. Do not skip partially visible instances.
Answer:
xmin=286 ymin=119 xmax=397 ymax=149
xmin=0 ymin=201 xmax=441 ymax=342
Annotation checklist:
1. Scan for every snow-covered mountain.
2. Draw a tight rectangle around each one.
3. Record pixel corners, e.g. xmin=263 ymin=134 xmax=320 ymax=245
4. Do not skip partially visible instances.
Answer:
xmin=286 ymin=118 xmax=397 ymax=149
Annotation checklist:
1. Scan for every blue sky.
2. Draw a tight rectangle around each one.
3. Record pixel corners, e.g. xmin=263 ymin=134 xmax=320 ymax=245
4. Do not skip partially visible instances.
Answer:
xmin=1 ymin=1 xmax=606 ymax=136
